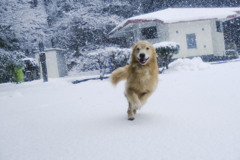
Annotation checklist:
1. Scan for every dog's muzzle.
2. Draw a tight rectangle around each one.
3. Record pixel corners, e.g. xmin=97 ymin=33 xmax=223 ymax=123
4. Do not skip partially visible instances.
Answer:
xmin=138 ymin=53 xmax=149 ymax=65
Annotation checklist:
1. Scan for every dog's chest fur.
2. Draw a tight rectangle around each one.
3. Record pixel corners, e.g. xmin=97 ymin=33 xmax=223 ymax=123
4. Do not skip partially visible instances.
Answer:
xmin=127 ymin=66 xmax=153 ymax=91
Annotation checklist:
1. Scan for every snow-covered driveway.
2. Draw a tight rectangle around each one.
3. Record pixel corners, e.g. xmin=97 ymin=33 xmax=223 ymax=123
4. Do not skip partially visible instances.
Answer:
xmin=0 ymin=58 xmax=240 ymax=160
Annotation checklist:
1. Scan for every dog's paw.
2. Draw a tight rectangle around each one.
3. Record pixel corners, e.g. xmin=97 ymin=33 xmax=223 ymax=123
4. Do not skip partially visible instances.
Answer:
xmin=128 ymin=111 xmax=135 ymax=121
xmin=128 ymin=116 xmax=135 ymax=121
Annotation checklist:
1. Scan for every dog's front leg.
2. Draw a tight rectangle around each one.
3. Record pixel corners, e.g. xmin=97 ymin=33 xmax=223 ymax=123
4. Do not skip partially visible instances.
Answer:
xmin=125 ymin=89 xmax=142 ymax=109
xmin=127 ymin=102 xmax=135 ymax=121
xmin=125 ymin=89 xmax=141 ymax=121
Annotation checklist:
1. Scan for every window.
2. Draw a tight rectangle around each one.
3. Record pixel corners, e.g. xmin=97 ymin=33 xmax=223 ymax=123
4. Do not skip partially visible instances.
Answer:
xmin=216 ymin=21 xmax=222 ymax=32
xmin=141 ymin=26 xmax=158 ymax=39
xmin=186 ymin=33 xmax=197 ymax=49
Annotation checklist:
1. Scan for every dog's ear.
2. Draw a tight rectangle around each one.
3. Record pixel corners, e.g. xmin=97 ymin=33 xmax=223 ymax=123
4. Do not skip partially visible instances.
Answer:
xmin=132 ymin=43 xmax=137 ymax=50
xmin=130 ymin=43 xmax=137 ymax=63
xmin=151 ymin=45 xmax=158 ymax=58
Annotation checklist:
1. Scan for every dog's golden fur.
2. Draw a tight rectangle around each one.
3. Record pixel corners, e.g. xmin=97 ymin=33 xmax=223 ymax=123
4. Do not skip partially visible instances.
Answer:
xmin=110 ymin=41 xmax=158 ymax=120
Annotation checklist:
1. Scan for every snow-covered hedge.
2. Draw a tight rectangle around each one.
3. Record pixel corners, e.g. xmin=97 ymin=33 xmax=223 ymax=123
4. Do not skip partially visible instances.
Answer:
xmin=153 ymin=42 xmax=180 ymax=71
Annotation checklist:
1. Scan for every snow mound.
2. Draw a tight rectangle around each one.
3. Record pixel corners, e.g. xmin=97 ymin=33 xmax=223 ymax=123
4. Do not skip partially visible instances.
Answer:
xmin=168 ymin=57 xmax=211 ymax=72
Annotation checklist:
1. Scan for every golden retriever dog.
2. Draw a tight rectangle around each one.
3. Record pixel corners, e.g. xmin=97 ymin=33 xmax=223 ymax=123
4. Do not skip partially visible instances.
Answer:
xmin=110 ymin=41 xmax=158 ymax=120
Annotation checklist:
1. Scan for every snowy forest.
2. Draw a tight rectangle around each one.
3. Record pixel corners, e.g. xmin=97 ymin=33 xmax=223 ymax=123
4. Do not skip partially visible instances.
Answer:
xmin=1 ymin=0 xmax=240 ymax=82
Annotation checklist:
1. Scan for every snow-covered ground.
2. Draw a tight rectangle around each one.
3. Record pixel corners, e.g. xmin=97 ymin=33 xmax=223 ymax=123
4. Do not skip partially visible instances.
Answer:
xmin=0 ymin=58 xmax=240 ymax=160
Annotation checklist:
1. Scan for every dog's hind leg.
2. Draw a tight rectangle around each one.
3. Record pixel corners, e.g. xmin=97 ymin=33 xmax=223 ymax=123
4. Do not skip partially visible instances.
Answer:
xmin=133 ymin=109 xmax=137 ymax=114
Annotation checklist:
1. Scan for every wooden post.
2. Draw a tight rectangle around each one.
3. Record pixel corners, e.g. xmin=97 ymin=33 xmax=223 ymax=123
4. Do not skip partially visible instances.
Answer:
xmin=39 ymin=53 xmax=48 ymax=82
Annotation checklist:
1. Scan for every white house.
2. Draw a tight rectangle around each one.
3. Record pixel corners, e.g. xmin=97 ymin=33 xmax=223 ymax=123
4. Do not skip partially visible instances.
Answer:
xmin=109 ymin=8 xmax=240 ymax=58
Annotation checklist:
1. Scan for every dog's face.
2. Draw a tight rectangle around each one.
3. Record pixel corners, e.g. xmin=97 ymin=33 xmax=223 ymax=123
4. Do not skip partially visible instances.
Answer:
xmin=131 ymin=41 xmax=156 ymax=65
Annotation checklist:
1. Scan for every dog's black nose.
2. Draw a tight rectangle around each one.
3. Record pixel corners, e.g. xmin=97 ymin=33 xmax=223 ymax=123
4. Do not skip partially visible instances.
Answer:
xmin=139 ymin=53 xmax=145 ymax=59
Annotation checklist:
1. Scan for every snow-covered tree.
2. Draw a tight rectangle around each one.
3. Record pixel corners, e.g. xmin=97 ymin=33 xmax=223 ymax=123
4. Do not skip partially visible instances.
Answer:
xmin=0 ymin=25 xmax=19 ymax=51
xmin=49 ymin=0 xmax=126 ymax=61
xmin=0 ymin=0 xmax=49 ymax=54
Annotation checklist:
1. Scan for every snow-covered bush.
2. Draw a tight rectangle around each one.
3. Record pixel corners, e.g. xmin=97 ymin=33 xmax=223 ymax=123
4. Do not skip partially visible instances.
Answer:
xmin=107 ymin=47 xmax=131 ymax=72
xmin=0 ymin=49 xmax=25 ymax=83
xmin=88 ymin=47 xmax=131 ymax=79
xmin=153 ymin=42 xmax=180 ymax=72
xmin=70 ymin=47 xmax=131 ymax=79
xmin=22 ymin=58 xmax=40 ymax=81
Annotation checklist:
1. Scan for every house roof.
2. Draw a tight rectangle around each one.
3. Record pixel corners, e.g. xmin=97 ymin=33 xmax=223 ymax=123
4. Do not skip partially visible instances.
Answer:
xmin=109 ymin=8 xmax=240 ymax=37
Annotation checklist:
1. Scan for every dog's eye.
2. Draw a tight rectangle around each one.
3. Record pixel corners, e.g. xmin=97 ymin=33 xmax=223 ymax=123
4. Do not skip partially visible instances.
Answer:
xmin=146 ymin=47 xmax=149 ymax=50
xmin=137 ymin=47 xmax=140 ymax=51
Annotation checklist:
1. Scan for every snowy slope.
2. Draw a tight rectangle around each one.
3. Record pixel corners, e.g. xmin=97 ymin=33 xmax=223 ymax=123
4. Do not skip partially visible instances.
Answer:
xmin=0 ymin=59 xmax=240 ymax=160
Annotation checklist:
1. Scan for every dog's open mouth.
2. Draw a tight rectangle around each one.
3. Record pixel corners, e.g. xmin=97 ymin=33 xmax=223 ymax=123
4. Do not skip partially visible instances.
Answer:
xmin=138 ymin=57 xmax=149 ymax=65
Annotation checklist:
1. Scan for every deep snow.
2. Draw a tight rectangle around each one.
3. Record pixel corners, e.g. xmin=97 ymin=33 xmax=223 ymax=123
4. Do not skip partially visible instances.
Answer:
xmin=0 ymin=58 xmax=240 ymax=160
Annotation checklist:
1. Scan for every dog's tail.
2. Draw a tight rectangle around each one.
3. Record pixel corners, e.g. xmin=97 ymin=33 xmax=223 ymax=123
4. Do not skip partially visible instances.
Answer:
xmin=110 ymin=65 xmax=129 ymax=86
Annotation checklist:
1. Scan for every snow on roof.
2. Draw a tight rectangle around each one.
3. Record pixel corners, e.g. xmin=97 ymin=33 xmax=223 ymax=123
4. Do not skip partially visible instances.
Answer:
xmin=110 ymin=8 xmax=240 ymax=36
xmin=128 ymin=8 xmax=240 ymax=23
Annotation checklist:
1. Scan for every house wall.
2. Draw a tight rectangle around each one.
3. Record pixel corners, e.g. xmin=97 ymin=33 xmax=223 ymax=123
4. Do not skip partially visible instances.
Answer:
xmin=56 ymin=50 xmax=68 ymax=77
xmin=167 ymin=20 xmax=214 ymax=58
xmin=36 ymin=50 xmax=60 ymax=79
xmin=210 ymin=20 xmax=226 ymax=56
xmin=132 ymin=22 xmax=168 ymax=44
xmin=45 ymin=50 xmax=59 ymax=78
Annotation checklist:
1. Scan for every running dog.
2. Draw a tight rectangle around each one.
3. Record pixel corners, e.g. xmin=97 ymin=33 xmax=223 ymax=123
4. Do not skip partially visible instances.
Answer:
xmin=110 ymin=41 xmax=158 ymax=120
